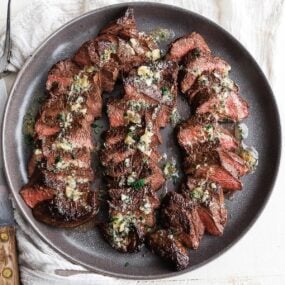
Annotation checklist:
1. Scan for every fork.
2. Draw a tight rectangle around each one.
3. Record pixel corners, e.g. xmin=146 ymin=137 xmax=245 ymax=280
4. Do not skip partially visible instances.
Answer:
xmin=0 ymin=0 xmax=12 ymax=79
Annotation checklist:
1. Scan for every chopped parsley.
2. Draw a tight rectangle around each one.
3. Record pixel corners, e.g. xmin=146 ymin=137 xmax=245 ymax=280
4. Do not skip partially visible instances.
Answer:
xmin=55 ymin=156 xmax=62 ymax=164
xmin=161 ymin=86 xmax=169 ymax=96
xmin=191 ymin=48 xmax=201 ymax=58
xmin=24 ymin=134 xmax=34 ymax=146
xmin=57 ymin=113 xmax=64 ymax=121
xmin=130 ymin=178 xmax=146 ymax=190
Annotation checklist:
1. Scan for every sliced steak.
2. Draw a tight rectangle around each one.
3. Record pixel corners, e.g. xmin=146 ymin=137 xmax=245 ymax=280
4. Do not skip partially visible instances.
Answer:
xmin=107 ymin=187 xmax=160 ymax=227
xmin=181 ymin=50 xmax=230 ymax=94
xmin=192 ymin=87 xmax=249 ymax=122
xmin=183 ymin=142 xmax=249 ymax=178
xmin=99 ymin=8 xmax=137 ymax=39
xmin=192 ymin=164 xmax=242 ymax=191
xmin=124 ymin=60 xmax=179 ymax=108
xmin=177 ymin=114 xmax=239 ymax=152
xmin=33 ymin=190 xmax=98 ymax=228
xmin=104 ymin=152 xmax=165 ymax=191
xmin=101 ymin=186 xmax=159 ymax=252
xmin=181 ymin=178 xmax=227 ymax=236
xmin=160 ymin=192 xmax=205 ymax=249
xmin=72 ymin=39 xmax=99 ymax=67
xmin=20 ymin=184 xmax=55 ymax=208
xmin=146 ymin=229 xmax=190 ymax=271
xmin=187 ymin=70 xmax=238 ymax=102
xmin=46 ymin=59 xmax=80 ymax=94
xmin=166 ymin=32 xmax=210 ymax=62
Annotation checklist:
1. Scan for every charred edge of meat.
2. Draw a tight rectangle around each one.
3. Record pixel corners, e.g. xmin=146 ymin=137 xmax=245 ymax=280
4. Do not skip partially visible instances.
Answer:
xmin=100 ymin=221 xmax=145 ymax=253
xmin=146 ymin=229 xmax=190 ymax=271
xmin=159 ymin=192 xmax=205 ymax=250
xmin=32 ymin=191 xmax=98 ymax=228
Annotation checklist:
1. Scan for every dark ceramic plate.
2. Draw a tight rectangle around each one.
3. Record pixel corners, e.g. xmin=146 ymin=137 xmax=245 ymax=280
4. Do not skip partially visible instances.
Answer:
xmin=2 ymin=2 xmax=281 ymax=279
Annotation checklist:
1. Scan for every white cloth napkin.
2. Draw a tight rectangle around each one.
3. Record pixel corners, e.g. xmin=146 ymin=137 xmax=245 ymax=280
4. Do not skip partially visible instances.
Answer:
xmin=0 ymin=0 xmax=284 ymax=284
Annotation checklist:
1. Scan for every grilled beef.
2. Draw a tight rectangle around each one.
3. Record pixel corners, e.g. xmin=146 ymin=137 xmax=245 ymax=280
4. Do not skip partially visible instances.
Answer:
xmin=177 ymin=114 xmax=239 ymax=152
xmin=103 ymin=151 xmax=164 ymax=191
xmin=160 ymin=192 xmax=205 ymax=249
xmin=176 ymin=112 xmax=248 ymax=191
xmin=21 ymin=59 xmax=102 ymax=227
xmin=32 ymin=190 xmax=98 ymax=228
xmin=101 ymin=56 xmax=179 ymax=252
xmin=99 ymin=7 xmax=137 ymax=38
xmin=188 ymin=72 xmax=249 ymax=122
xmin=123 ymin=60 xmax=179 ymax=109
xmin=181 ymin=178 xmax=227 ymax=236
xmin=146 ymin=230 xmax=190 ymax=271
xmin=73 ymin=8 xmax=159 ymax=92
xmin=101 ymin=186 xmax=160 ymax=252
xmin=20 ymin=8 xmax=257 ymax=271
xmin=166 ymin=32 xmax=210 ymax=62
xmin=193 ymin=164 xmax=242 ymax=191
xmin=181 ymin=50 xmax=230 ymax=94
xmin=183 ymin=144 xmax=249 ymax=178
xmin=20 ymin=185 xmax=55 ymax=208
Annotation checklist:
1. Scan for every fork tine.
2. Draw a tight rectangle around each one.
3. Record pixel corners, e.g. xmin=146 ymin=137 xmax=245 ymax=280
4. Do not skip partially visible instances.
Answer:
xmin=0 ymin=0 xmax=12 ymax=74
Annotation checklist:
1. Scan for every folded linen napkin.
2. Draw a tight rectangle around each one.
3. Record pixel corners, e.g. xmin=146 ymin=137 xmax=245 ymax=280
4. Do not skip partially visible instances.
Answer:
xmin=0 ymin=0 xmax=283 ymax=284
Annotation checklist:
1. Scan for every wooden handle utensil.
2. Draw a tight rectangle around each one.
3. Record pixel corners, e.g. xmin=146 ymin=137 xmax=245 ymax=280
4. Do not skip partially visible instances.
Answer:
xmin=0 ymin=226 xmax=20 ymax=285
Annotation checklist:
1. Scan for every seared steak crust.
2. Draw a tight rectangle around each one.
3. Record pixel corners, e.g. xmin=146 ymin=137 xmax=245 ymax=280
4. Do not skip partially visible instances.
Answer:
xmin=146 ymin=229 xmax=190 ymax=271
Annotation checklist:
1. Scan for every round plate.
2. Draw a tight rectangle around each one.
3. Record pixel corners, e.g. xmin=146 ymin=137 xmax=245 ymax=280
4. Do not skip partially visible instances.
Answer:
xmin=2 ymin=2 xmax=281 ymax=279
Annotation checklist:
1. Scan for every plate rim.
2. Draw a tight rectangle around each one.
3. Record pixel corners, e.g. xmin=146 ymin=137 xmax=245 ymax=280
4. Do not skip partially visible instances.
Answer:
xmin=2 ymin=1 xmax=282 ymax=280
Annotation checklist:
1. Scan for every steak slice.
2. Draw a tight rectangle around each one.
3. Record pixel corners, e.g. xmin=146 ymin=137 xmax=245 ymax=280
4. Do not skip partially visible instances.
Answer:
xmin=46 ymin=59 xmax=80 ymax=94
xmin=187 ymin=70 xmax=238 ymax=102
xmin=181 ymin=178 xmax=227 ymax=236
xmin=101 ymin=186 xmax=160 ymax=253
xmin=93 ymin=34 xmax=119 ymax=92
xmin=103 ymin=126 xmax=127 ymax=148
xmin=166 ymin=32 xmax=210 ymax=62
xmin=192 ymin=164 xmax=242 ymax=191
xmin=106 ymin=98 xmax=169 ymax=142
xmin=20 ymin=184 xmax=55 ymax=208
xmin=124 ymin=60 xmax=179 ymax=108
xmin=146 ymin=229 xmax=190 ymax=271
xmin=73 ymin=9 xmax=159 ymax=91
xmin=33 ymin=190 xmax=98 ymax=228
xmin=100 ymin=141 xmax=136 ymax=167
xmin=192 ymin=87 xmax=249 ymax=122
xmin=181 ymin=51 xmax=230 ymax=94
xmin=177 ymin=114 xmax=239 ymax=152
xmin=107 ymin=187 xmax=160 ymax=227
xmin=218 ymin=148 xmax=249 ymax=177
xmin=104 ymin=152 xmax=165 ymax=191
xmin=38 ymin=62 xmax=102 ymax=138
xmin=100 ymin=61 xmax=119 ymax=92
xmin=99 ymin=8 xmax=137 ymax=39
xmin=72 ymin=39 xmax=99 ymax=67
xmin=160 ymin=192 xmax=205 ymax=249
xmin=183 ymin=142 xmax=249 ymax=178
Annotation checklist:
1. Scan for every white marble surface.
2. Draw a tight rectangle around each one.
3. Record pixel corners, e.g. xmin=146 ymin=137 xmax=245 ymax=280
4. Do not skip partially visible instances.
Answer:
xmin=1 ymin=0 xmax=285 ymax=284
